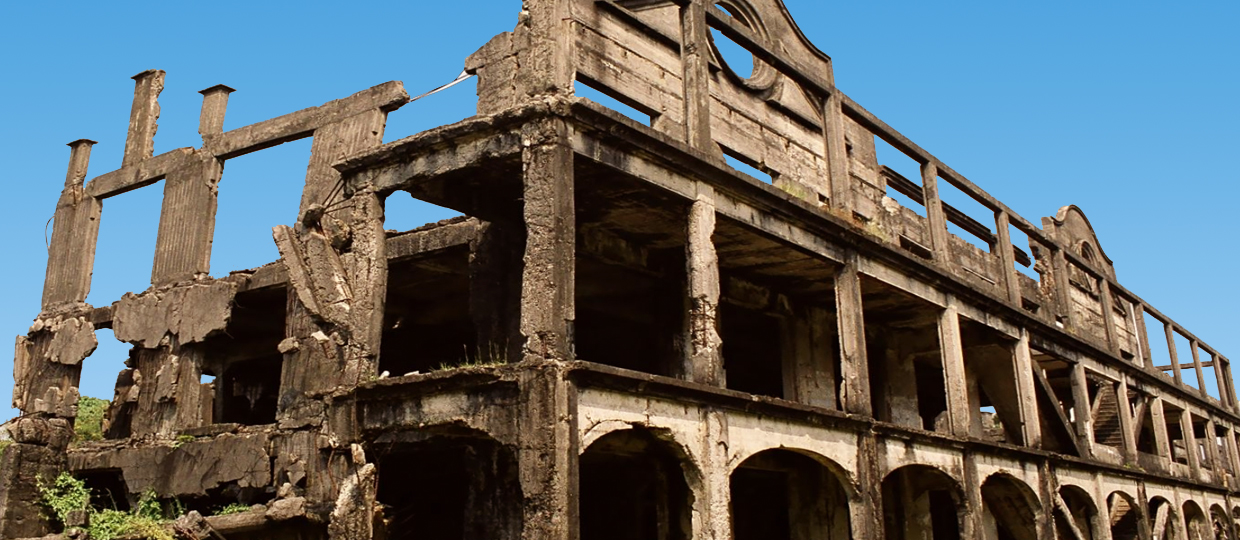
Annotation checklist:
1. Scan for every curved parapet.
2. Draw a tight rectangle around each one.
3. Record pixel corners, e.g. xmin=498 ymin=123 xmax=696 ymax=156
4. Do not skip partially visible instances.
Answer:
xmin=1043 ymin=205 xmax=1117 ymax=280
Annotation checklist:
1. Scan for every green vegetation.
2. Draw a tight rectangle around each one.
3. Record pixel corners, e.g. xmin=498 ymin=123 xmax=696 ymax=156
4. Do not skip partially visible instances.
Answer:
xmin=213 ymin=502 xmax=251 ymax=516
xmin=0 ymin=440 xmax=12 ymax=458
xmin=38 ymin=471 xmax=173 ymax=540
xmin=74 ymin=396 xmax=109 ymax=443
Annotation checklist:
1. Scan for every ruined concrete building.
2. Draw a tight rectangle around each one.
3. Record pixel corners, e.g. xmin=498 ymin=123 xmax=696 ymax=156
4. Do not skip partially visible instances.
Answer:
xmin=3 ymin=0 xmax=1237 ymax=539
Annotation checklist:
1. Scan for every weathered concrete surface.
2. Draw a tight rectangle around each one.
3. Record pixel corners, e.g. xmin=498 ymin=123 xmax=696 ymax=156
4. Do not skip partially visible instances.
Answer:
xmin=6 ymin=0 xmax=1240 ymax=539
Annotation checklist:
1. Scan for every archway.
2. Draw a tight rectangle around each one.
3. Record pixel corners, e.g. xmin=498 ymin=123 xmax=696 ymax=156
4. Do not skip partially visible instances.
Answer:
xmin=1149 ymin=497 xmax=1181 ymax=540
xmin=1107 ymin=491 xmax=1143 ymax=540
xmin=730 ymin=449 xmax=851 ymax=540
xmin=579 ymin=427 xmax=696 ymax=540
xmin=1055 ymin=485 xmax=1098 ymax=540
xmin=980 ymin=474 xmax=1041 ymax=540
xmin=1183 ymin=501 xmax=1210 ymax=540
xmin=1209 ymin=504 xmax=1234 ymax=540
xmin=882 ymin=464 xmax=965 ymax=540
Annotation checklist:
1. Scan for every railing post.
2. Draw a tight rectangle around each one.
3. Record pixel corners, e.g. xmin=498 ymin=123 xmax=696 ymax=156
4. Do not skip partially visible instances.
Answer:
xmin=1098 ymin=279 xmax=1120 ymax=353
xmin=680 ymin=0 xmax=714 ymax=154
xmin=994 ymin=210 xmax=1021 ymax=303
xmin=1165 ymin=323 xmax=1183 ymax=386
xmin=1189 ymin=340 xmax=1209 ymax=400
xmin=921 ymin=162 xmax=951 ymax=263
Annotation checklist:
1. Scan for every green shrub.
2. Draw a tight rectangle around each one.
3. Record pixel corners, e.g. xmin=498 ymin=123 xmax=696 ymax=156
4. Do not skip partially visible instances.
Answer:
xmin=74 ymin=396 xmax=109 ymax=443
xmin=213 ymin=502 xmax=251 ymax=516
xmin=38 ymin=472 xmax=173 ymax=540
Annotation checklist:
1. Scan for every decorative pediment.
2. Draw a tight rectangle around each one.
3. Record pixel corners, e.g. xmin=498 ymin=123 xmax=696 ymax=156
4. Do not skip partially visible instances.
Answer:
xmin=1043 ymin=205 xmax=1116 ymax=280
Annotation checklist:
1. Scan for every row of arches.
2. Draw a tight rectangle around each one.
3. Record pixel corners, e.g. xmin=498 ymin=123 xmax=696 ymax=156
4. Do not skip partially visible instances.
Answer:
xmin=579 ymin=428 xmax=1240 ymax=540
xmin=364 ymin=425 xmax=1240 ymax=540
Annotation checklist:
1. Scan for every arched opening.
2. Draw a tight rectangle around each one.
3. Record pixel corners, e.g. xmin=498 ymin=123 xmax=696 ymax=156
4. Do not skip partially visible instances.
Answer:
xmin=882 ymin=465 xmax=965 ymax=540
xmin=370 ymin=428 xmax=523 ymax=540
xmin=1209 ymin=504 xmax=1234 ymax=540
xmin=1183 ymin=501 xmax=1210 ymax=540
xmin=1107 ymin=491 xmax=1143 ymax=540
xmin=1055 ymin=485 xmax=1098 ymax=540
xmin=1149 ymin=497 xmax=1181 ymax=540
xmin=980 ymin=474 xmax=1041 ymax=540
xmin=729 ymin=449 xmax=851 ymax=540
xmin=580 ymin=428 xmax=695 ymax=540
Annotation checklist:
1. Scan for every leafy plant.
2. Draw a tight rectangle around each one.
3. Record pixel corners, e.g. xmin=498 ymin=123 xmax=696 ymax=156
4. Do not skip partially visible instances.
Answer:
xmin=74 ymin=396 xmax=109 ymax=443
xmin=38 ymin=472 xmax=174 ymax=540
xmin=213 ymin=502 xmax=252 ymax=516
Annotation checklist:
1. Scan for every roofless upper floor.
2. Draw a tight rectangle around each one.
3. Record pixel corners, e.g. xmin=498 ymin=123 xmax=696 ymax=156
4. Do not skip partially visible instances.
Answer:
xmin=17 ymin=0 xmax=1239 ymax=506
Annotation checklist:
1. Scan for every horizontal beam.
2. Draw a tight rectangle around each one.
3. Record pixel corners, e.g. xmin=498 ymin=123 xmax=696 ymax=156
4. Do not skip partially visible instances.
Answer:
xmin=209 ymin=81 xmax=409 ymax=160
xmin=703 ymin=4 xmax=836 ymax=97
xmin=85 ymin=148 xmax=194 ymax=199
xmin=1158 ymin=362 xmax=1216 ymax=371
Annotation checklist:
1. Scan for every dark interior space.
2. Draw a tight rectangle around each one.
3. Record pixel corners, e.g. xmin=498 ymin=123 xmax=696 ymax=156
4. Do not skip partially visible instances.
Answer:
xmin=882 ymin=465 xmax=962 ymax=540
xmin=980 ymin=475 xmax=1039 ymax=540
xmin=78 ymin=469 xmax=129 ymax=512
xmin=730 ymin=450 xmax=851 ymax=540
xmin=712 ymin=216 xmax=839 ymax=402
xmin=202 ymin=285 xmax=287 ymax=426
xmin=380 ymin=243 xmax=476 ymax=375
xmin=580 ymin=429 xmax=692 ymax=540
xmin=720 ymin=302 xmax=784 ymax=398
xmin=373 ymin=432 xmax=522 ymax=540
xmin=1108 ymin=492 xmax=1140 ymax=540
xmin=574 ymin=163 xmax=688 ymax=377
xmin=861 ymin=278 xmax=944 ymax=431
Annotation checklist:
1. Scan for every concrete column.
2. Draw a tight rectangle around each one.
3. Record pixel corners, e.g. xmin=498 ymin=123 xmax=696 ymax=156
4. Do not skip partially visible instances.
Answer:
xmin=834 ymin=254 xmax=870 ymax=416
xmin=823 ymin=92 xmax=850 ymax=212
xmin=1165 ymin=323 xmax=1184 ymax=386
xmin=517 ymin=364 xmax=577 ymax=540
xmin=123 ymin=69 xmax=164 ymax=168
xmin=685 ymin=185 xmax=723 ymax=385
xmin=1181 ymin=411 xmax=1201 ymax=477
xmin=1098 ymin=280 xmax=1120 ymax=354
xmin=197 ymin=84 xmax=234 ymax=140
xmin=939 ymin=301 xmax=971 ymax=437
xmin=42 ymin=139 xmax=102 ymax=310
xmin=1070 ymin=362 xmax=1095 ymax=459
xmin=1014 ymin=329 xmax=1044 ymax=448
xmin=1115 ymin=378 xmax=1139 ymax=462
xmin=520 ymin=118 xmax=575 ymax=360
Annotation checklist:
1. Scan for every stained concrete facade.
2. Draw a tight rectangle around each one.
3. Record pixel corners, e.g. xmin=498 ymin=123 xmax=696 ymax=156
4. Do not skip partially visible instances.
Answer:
xmin=3 ymin=1 xmax=1239 ymax=539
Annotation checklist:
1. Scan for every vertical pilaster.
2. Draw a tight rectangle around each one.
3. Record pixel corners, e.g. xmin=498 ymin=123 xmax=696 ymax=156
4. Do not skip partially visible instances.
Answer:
xmin=520 ymin=118 xmax=575 ymax=360
xmin=685 ymin=185 xmax=723 ymax=385
xmin=1226 ymin=427 xmax=1240 ymax=480
xmin=823 ymin=92 xmax=850 ymax=212
xmin=123 ymin=69 xmax=164 ymax=168
xmin=699 ymin=409 xmax=731 ymax=540
xmin=151 ymin=154 xmax=221 ymax=285
xmin=834 ymin=254 xmax=870 ymax=416
xmin=679 ymin=0 xmax=714 ymax=153
xmin=1204 ymin=418 xmax=1222 ymax=478
xmin=42 ymin=140 xmax=102 ymax=310
xmin=938 ymin=300 xmax=971 ymax=437
xmin=514 ymin=0 xmax=575 ymax=99
xmin=1051 ymin=247 xmax=1073 ymax=328
xmin=1098 ymin=280 xmax=1120 ymax=353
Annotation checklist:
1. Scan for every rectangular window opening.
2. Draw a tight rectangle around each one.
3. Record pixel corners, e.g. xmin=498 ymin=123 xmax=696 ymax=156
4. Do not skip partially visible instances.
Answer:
xmin=384 ymin=190 xmax=466 ymax=233
xmin=201 ymin=286 xmax=288 ymax=426
xmin=873 ymin=135 xmax=926 ymax=218
xmin=1173 ymin=331 xmax=1199 ymax=390
xmin=1144 ymin=312 xmax=1174 ymax=380
xmin=210 ymin=137 xmax=313 ymax=277
xmin=86 ymin=180 xmax=165 ymax=305
xmin=721 ymin=146 xmax=774 ymax=184
xmin=936 ymin=175 xmax=995 ymax=255
xmin=575 ymin=77 xmax=655 ymax=127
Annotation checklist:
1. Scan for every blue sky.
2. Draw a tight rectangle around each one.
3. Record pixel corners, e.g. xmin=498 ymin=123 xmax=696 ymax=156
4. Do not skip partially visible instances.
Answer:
xmin=0 ymin=0 xmax=1236 ymax=420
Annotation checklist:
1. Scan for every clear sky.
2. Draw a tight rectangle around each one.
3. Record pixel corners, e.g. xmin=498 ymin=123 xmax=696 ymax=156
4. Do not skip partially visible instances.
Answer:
xmin=0 ymin=0 xmax=1236 ymax=420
